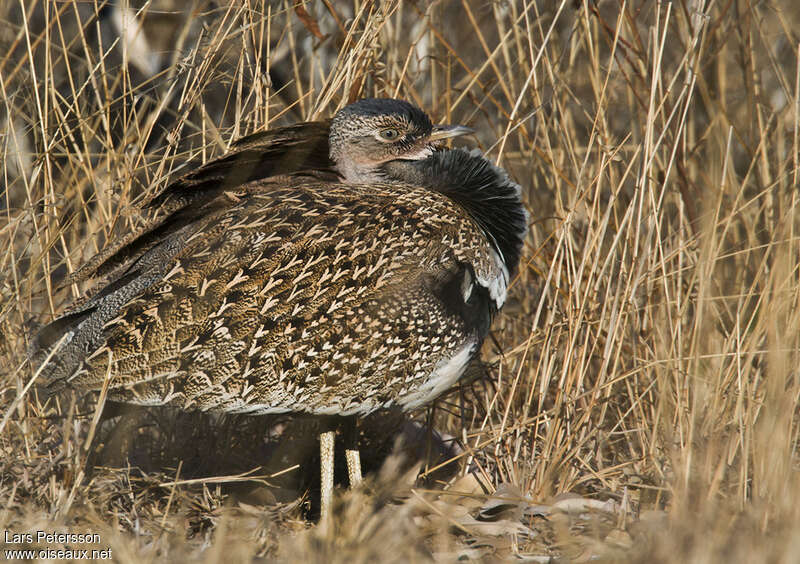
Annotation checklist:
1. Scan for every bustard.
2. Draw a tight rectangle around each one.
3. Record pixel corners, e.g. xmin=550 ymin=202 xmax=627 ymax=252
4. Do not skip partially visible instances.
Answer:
xmin=32 ymin=98 xmax=528 ymax=520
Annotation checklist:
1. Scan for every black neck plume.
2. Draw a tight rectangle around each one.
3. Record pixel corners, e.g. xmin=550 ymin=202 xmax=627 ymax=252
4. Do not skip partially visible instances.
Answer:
xmin=382 ymin=148 xmax=528 ymax=275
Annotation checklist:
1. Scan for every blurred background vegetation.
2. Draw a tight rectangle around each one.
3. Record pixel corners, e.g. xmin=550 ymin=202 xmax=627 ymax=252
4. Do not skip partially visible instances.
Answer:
xmin=2 ymin=0 xmax=800 ymax=561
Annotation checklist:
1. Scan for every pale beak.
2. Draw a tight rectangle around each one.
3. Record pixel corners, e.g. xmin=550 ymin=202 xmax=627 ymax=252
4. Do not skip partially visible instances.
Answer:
xmin=428 ymin=124 xmax=475 ymax=142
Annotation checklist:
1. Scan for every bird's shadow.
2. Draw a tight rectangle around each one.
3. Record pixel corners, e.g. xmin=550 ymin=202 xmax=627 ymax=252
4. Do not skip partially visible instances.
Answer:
xmin=84 ymin=401 xmax=463 ymax=515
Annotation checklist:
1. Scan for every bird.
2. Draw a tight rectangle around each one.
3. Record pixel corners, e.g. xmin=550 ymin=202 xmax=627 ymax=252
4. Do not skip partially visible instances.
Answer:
xmin=31 ymin=97 xmax=528 ymax=520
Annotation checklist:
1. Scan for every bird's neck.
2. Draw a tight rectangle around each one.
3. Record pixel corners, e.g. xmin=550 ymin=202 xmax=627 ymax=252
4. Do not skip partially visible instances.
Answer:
xmin=338 ymin=149 xmax=434 ymax=184
xmin=337 ymin=160 xmax=387 ymax=184
xmin=377 ymin=159 xmax=432 ymax=185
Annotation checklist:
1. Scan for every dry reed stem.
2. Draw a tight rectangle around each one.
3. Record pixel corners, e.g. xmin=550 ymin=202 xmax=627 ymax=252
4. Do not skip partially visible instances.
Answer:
xmin=2 ymin=0 xmax=800 ymax=561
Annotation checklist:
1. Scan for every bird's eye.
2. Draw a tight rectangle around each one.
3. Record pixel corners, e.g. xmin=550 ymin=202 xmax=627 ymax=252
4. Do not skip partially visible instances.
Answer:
xmin=379 ymin=128 xmax=400 ymax=141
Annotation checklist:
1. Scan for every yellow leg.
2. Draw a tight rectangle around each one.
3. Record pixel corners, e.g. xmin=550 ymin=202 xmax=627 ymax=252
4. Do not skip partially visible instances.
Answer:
xmin=319 ymin=430 xmax=335 ymax=522
xmin=344 ymin=417 xmax=362 ymax=487
xmin=345 ymin=448 xmax=362 ymax=487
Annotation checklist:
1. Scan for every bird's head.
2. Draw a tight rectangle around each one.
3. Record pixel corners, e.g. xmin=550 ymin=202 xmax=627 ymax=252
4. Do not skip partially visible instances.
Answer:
xmin=329 ymin=98 xmax=473 ymax=183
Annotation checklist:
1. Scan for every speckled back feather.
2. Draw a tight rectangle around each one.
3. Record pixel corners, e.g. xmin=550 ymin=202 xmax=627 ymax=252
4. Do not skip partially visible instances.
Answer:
xmin=37 ymin=169 xmax=510 ymax=416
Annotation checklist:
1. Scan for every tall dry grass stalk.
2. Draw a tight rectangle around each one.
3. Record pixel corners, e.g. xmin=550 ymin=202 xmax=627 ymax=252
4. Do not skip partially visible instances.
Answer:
xmin=1 ymin=0 xmax=799 ymax=561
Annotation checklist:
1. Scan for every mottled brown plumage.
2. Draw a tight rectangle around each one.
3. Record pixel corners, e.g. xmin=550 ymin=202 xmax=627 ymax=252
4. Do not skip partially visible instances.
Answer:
xmin=45 ymin=178 xmax=504 ymax=412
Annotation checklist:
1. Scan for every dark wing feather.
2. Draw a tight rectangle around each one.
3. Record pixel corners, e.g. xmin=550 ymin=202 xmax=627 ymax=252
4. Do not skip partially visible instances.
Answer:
xmin=64 ymin=120 xmax=337 ymax=288
xmin=144 ymin=120 xmax=336 ymax=212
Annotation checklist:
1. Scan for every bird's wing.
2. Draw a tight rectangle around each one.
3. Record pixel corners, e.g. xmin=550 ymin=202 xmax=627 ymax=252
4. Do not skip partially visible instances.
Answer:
xmin=37 ymin=179 xmax=503 ymax=414
xmin=64 ymin=121 xmax=337 ymax=288
xmin=143 ymin=120 xmax=336 ymax=211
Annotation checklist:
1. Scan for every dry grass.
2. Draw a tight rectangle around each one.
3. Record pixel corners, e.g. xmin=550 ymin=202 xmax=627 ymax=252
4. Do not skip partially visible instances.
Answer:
xmin=2 ymin=0 xmax=800 ymax=561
